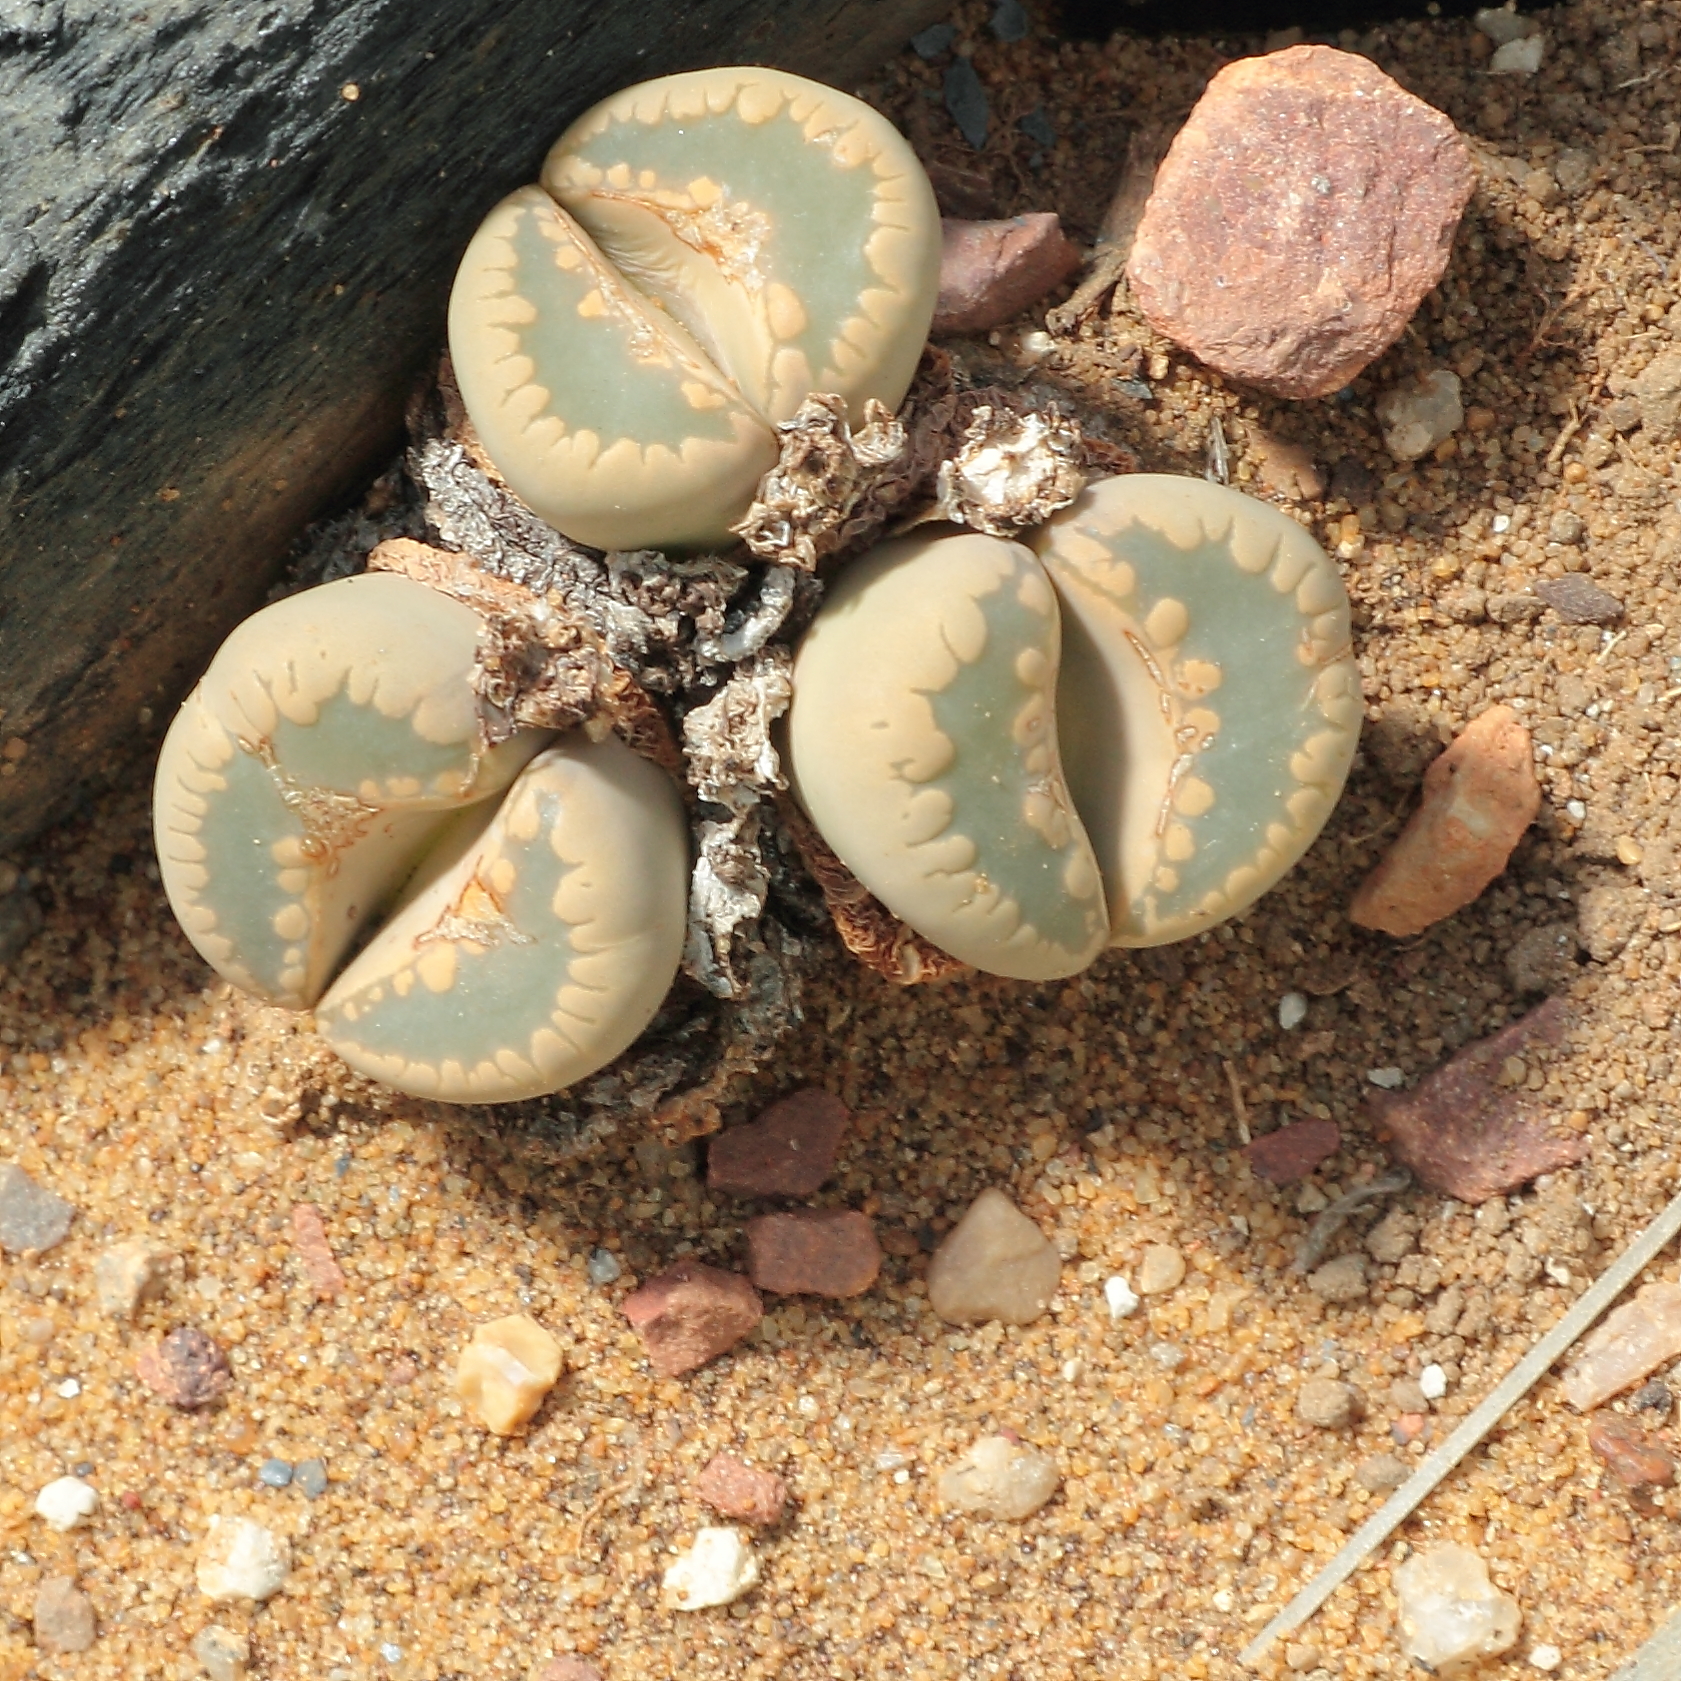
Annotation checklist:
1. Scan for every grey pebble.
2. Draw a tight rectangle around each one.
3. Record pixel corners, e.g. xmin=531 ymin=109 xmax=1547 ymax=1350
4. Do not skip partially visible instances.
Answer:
xmin=944 ymin=57 xmax=989 ymax=150
xmin=258 ymin=1458 xmax=293 ymax=1488
xmin=0 ymin=888 xmax=42 ymax=969
xmin=0 ymin=1163 xmax=74 ymax=1255
xmin=1307 ymin=1254 xmax=1368 ymax=1303
xmin=294 ymin=1458 xmax=328 ymax=1499
xmin=990 ymin=0 xmax=1029 ymax=41
xmin=1505 ymin=923 xmax=1581 ymax=995
xmin=587 ymin=1247 xmax=622 ymax=1286
xmin=911 ymin=21 xmax=955 ymax=58
xmin=1355 ymin=1452 xmax=1411 ymax=1494
xmin=194 ymin=1623 xmax=251 ymax=1681
xmin=1633 ymin=1379 xmax=1674 ymax=1419
xmin=1018 ymin=107 xmax=1056 ymax=148
xmin=1533 ymin=574 xmax=1624 ymax=625
xmin=1297 ymin=1378 xmax=1364 ymax=1429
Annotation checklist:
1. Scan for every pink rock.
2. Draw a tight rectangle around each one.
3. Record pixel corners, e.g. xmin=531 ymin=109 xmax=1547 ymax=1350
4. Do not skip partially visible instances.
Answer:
xmin=533 ymin=1661 xmax=603 ymax=1681
xmin=1126 ymin=45 xmax=1474 ymax=400
xmin=696 ymin=1451 xmax=788 ymax=1526
xmin=1350 ymin=706 xmax=1540 ymax=937
xmin=1371 ymin=997 xmax=1585 ymax=1202
xmin=1244 ymin=1117 xmax=1341 ymax=1184
xmin=621 ymin=1260 xmax=762 ymax=1379
xmin=707 ymin=1089 xmax=849 ymax=1198
xmin=932 ymin=214 xmax=1082 ymax=335
xmin=745 ymin=1209 xmax=881 ymax=1299
xmin=1564 ymin=1283 xmax=1681 ymax=1411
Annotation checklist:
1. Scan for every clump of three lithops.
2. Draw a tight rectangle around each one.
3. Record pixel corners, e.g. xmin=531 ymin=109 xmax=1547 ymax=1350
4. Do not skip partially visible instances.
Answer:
xmin=152 ymin=65 xmax=1360 ymax=1105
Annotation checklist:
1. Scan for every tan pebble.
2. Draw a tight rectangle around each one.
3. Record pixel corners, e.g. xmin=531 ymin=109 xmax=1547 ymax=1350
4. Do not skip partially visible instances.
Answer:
xmin=1307 ymin=1253 xmax=1368 ymax=1302
xmin=193 ymin=1623 xmax=252 ymax=1681
xmin=695 ymin=1451 xmax=788 ymax=1526
xmin=455 ymin=1313 xmax=564 ymax=1434
xmin=1615 ymin=835 xmax=1644 ymax=866
xmin=1137 ymin=1244 xmax=1186 ymax=1296
xmin=94 ymin=1239 xmax=172 ymax=1320
xmin=938 ymin=1434 xmax=1061 ymax=1520
xmin=926 ymin=1188 xmax=1061 ymax=1325
xmin=34 ymin=1575 xmax=96 ymax=1653
xmin=1297 ymin=1377 xmax=1364 ymax=1428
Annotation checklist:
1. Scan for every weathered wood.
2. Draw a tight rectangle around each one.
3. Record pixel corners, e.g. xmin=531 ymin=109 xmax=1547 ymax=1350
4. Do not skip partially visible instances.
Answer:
xmin=0 ymin=0 xmax=942 ymax=851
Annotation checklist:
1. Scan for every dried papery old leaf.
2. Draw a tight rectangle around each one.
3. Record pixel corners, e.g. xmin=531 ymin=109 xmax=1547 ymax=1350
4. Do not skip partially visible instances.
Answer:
xmin=927 ymin=402 xmax=1088 ymax=535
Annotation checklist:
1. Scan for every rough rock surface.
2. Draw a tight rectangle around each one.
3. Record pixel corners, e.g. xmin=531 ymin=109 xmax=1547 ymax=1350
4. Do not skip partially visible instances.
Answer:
xmin=696 ymin=1452 xmax=789 ymax=1526
xmin=932 ymin=214 xmax=1082 ymax=334
xmin=0 ymin=0 xmax=949 ymax=855
xmin=134 ymin=1327 xmax=232 ymax=1410
xmin=93 ymin=1240 xmax=172 ymax=1319
xmin=0 ymin=1163 xmax=73 ymax=1254
xmin=1126 ymin=45 xmax=1474 ymax=399
xmin=621 ymin=1260 xmax=763 ymax=1378
xmin=1393 ymin=1543 xmax=1521 ymax=1677
xmin=744 ymin=1209 xmax=882 ymax=1297
xmin=707 ymin=1089 xmax=850 ymax=1197
xmin=1371 ymin=998 xmax=1585 ymax=1201
xmin=1350 ymin=705 xmax=1541 ymax=936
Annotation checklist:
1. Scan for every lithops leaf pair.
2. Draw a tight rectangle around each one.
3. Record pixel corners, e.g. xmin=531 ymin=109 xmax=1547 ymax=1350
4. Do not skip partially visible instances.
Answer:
xmin=787 ymin=475 xmax=1360 ymax=975
xmin=449 ymin=67 xmax=942 ymax=552
xmin=154 ymin=573 xmax=688 ymax=1102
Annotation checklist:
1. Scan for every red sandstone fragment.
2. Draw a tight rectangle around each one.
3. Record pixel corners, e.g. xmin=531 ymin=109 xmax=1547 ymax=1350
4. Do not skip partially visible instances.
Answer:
xmin=1127 ymin=45 xmax=1474 ymax=399
xmin=1371 ymin=997 xmax=1584 ymax=1202
xmin=932 ymin=214 xmax=1082 ymax=335
xmin=745 ymin=1209 xmax=882 ymax=1299
xmin=290 ymin=1203 xmax=347 ymax=1301
xmin=1244 ymin=1117 xmax=1341 ymax=1184
xmin=1588 ymin=1413 xmax=1678 ymax=1497
xmin=696 ymin=1451 xmax=788 ymax=1526
xmin=135 ymin=1326 xmax=231 ymax=1410
xmin=621 ymin=1260 xmax=762 ymax=1378
xmin=1350 ymin=705 xmax=1540 ymax=937
xmin=707 ymin=1088 xmax=849 ymax=1198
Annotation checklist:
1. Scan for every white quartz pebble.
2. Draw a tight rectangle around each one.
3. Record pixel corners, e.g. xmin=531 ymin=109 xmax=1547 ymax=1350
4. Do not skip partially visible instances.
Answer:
xmin=196 ymin=1516 xmax=290 ymax=1604
xmin=661 ymin=1527 xmax=760 ymax=1610
xmin=1394 ymin=1543 xmax=1520 ymax=1677
xmin=34 ymin=1476 xmax=97 ymax=1532
xmin=1277 ymin=991 xmax=1308 ymax=1031
xmin=938 ymin=1435 xmax=1061 ymax=1520
xmin=1104 ymin=1275 xmax=1140 ymax=1320
xmin=1420 ymin=1363 xmax=1448 ymax=1401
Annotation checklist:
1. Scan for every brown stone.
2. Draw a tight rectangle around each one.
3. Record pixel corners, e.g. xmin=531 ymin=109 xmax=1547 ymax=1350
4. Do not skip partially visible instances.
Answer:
xmin=745 ymin=1209 xmax=882 ymax=1298
xmin=1248 ymin=430 xmax=1324 ymax=500
xmin=1533 ymin=575 xmax=1624 ymax=625
xmin=1244 ymin=1118 xmax=1341 ymax=1184
xmin=290 ymin=1203 xmax=347 ymax=1301
xmin=707 ymin=1089 xmax=850 ymax=1198
xmin=33 ymin=1576 xmax=96 ymax=1653
xmin=1371 ymin=998 xmax=1586 ymax=1202
xmin=932 ymin=214 xmax=1082 ymax=335
xmin=1588 ymin=1413 xmax=1677 ymax=1493
xmin=1349 ymin=705 xmax=1540 ymax=937
xmin=621 ymin=1260 xmax=762 ymax=1379
xmin=1126 ymin=45 xmax=1474 ymax=399
xmin=134 ymin=1326 xmax=232 ymax=1410
xmin=696 ymin=1451 xmax=789 ymax=1526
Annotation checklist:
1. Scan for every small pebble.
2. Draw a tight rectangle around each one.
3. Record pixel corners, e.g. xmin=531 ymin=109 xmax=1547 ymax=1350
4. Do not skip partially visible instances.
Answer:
xmin=294 ymin=1458 xmax=328 ymax=1500
xmin=910 ymin=21 xmax=955 ymax=58
xmin=706 ymin=1088 xmax=849 ymax=1197
xmin=586 ymin=1247 xmax=622 ymax=1287
xmin=944 ymin=56 xmax=989 ymax=150
xmin=257 ymin=1458 xmax=293 ymax=1489
xmin=1365 ymin=1209 xmax=1418 ymax=1264
xmin=33 ymin=1575 xmax=96 ymax=1653
xmin=1277 ymin=991 xmax=1308 ymax=1030
xmin=926 ymin=1188 xmax=1060 ymax=1326
xmin=1137 ymin=1244 xmax=1186 ymax=1296
xmin=1528 ymin=1644 xmax=1563 ymax=1672
xmin=661 ymin=1526 xmax=760 ymax=1610
xmin=1308 ymin=1254 xmax=1368 ymax=1303
xmin=933 ymin=214 xmax=1082 ymax=336
xmin=1377 ymin=368 xmax=1463 ymax=460
xmin=1297 ymin=1378 xmax=1364 ymax=1429
xmin=1284 ymin=1644 xmax=1322 ymax=1673
xmin=197 ymin=1514 xmax=290 ymax=1603
xmin=1355 ymin=1452 xmax=1411 ymax=1494
xmin=94 ymin=1239 xmax=172 ymax=1319
xmin=35 ymin=1475 xmax=98 ymax=1531
xmin=1246 ymin=1118 xmax=1341 ymax=1185
xmin=1367 ymin=1066 xmax=1405 ymax=1090
xmin=1389 ymin=1378 xmax=1429 ymax=1415
xmin=135 ymin=1327 xmax=232 ymax=1410
xmin=193 ymin=1623 xmax=252 ymax=1681
xmin=290 ymin=1203 xmax=347 ymax=1300
xmin=0 ymin=1162 xmax=74 ymax=1255
xmin=1420 ymin=1363 xmax=1448 ymax=1401
xmin=1587 ymin=1411 xmax=1678 ymax=1492
xmin=696 ymin=1451 xmax=787 ymax=1527
xmin=989 ymin=0 xmax=1028 ymax=41
xmin=1631 ymin=1379 xmax=1673 ymax=1419
xmin=455 ymin=1313 xmax=563 ymax=1435
xmin=1393 ymin=1542 xmax=1520 ymax=1675
xmin=938 ymin=1434 xmax=1061 ymax=1520
xmin=1474 ymin=6 xmax=1541 ymax=44
xmin=1103 ymin=1275 xmax=1140 ymax=1320
xmin=1489 ymin=34 xmax=1544 ymax=73
xmin=1564 ymin=1280 xmax=1681 ymax=1410
xmin=1533 ymin=574 xmax=1623 ymax=625
xmin=621 ymin=1260 xmax=764 ymax=1378
xmin=744 ymin=1208 xmax=881 ymax=1298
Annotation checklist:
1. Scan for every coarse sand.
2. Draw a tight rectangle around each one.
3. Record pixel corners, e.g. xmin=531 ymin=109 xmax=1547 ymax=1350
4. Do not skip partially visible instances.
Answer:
xmin=6 ymin=1 xmax=1681 ymax=1676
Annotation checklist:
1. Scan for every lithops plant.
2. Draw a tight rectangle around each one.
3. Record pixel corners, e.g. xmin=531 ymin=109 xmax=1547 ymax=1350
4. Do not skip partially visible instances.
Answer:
xmin=1031 ymin=475 xmax=1360 ymax=947
xmin=786 ymin=529 xmax=1110 ymax=981
xmin=448 ymin=66 xmax=941 ymax=552
xmin=153 ymin=572 xmax=689 ymax=1102
xmin=787 ymin=477 xmax=1360 ymax=976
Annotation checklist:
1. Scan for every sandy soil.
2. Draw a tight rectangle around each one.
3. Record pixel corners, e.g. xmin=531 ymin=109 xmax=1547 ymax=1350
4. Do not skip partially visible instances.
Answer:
xmin=5 ymin=1 xmax=1681 ymax=1676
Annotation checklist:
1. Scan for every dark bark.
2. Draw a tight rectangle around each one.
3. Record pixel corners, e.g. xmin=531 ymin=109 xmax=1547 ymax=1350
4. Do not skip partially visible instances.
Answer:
xmin=0 ymin=0 xmax=943 ymax=851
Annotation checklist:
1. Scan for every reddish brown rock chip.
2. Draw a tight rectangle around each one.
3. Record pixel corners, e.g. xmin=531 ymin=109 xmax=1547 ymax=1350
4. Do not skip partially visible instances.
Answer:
xmin=1244 ymin=1117 xmax=1341 ymax=1184
xmin=1350 ymin=705 xmax=1540 ymax=937
xmin=696 ymin=1450 xmax=789 ymax=1526
xmin=290 ymin=1203 xmax=347 ymax=1301
xmin=707 ymin=1089 xmax=850 ymax=1198
xmin=135 ymin=1326 xmax=231 ymax=1410
xmin=1588 ymin=1413 xmax=1678 ymax=1495
xmin=932 ymin=214 xmax=1082 ymax=335
xmin=1126 ymin=45 xmax=1474 ymax=399
xmin=745 ymin=1209 xmax=882 ymax=1299
xmin=621 ymin=1260 xmax=762 ymax=1379
xmin=1370 ymin=997 xmax=1585 ymax=1202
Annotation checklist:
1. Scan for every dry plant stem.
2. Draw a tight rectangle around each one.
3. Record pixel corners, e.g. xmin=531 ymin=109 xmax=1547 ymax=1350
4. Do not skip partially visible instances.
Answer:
xmin=1292 ymin=1171 xmax=1411 ymax=1274
xmin=1242 ymin=1173 xmax=1681 ymax=1667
